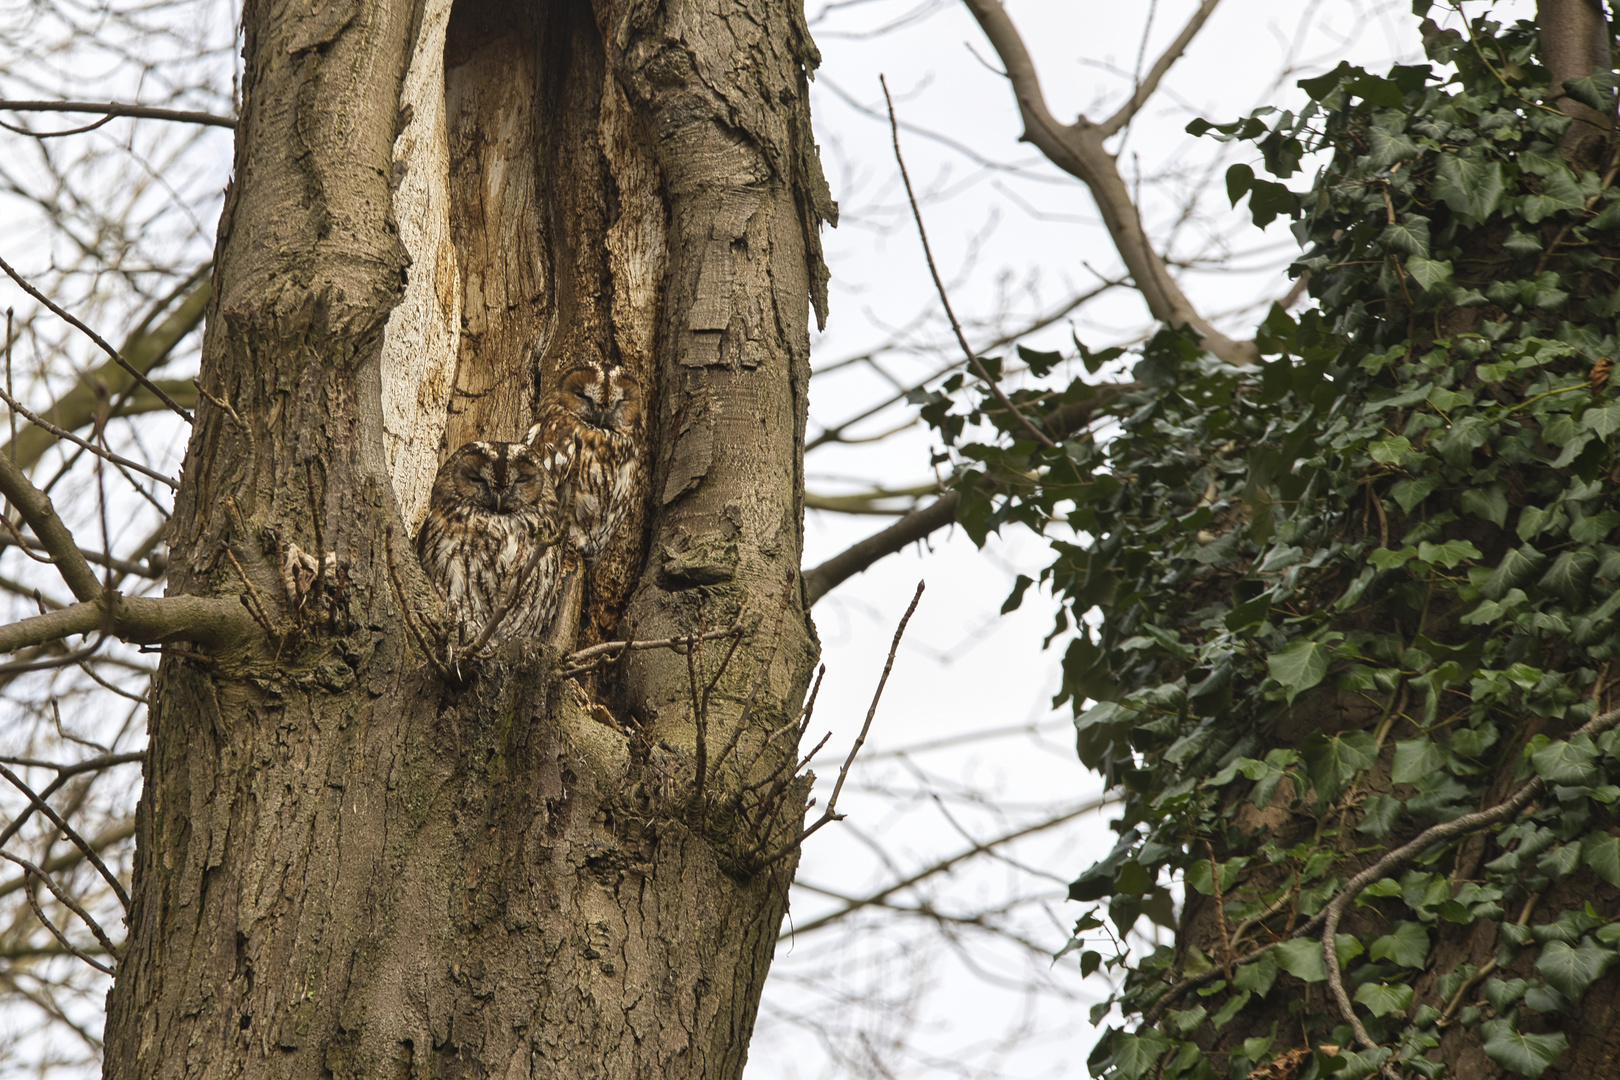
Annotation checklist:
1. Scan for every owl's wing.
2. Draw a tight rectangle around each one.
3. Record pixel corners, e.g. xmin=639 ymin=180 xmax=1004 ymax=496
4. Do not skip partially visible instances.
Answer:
xmin=526 ymin=408 xmax=582 ymax=486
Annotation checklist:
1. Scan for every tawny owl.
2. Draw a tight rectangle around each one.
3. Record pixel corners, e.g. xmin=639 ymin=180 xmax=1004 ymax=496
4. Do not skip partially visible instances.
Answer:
xmin=525 ymin=362 xmax=643 ymax=563
xmin=416 ymin=441 xmax=563 ymax=648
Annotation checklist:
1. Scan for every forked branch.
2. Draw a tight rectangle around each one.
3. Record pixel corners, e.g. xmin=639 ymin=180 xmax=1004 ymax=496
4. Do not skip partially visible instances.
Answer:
xmin=959 ymin=0 xmax=1255 ymax=366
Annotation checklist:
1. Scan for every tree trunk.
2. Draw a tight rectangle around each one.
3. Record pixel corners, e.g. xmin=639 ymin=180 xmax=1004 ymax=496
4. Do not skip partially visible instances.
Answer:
xmin=101 ymin=0 xmax=835 ymax=1075
xmin=1538 ymin=0 xmax=1616 ymax=167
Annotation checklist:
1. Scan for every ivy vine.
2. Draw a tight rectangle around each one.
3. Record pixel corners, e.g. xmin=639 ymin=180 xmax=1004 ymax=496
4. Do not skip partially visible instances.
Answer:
xmin=923 ymin=8 xmax=1620 ymax=1079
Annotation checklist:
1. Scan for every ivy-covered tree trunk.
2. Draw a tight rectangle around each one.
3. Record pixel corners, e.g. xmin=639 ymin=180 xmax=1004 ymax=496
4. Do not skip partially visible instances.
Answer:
xmin=100 ymin=0 xmax=832 ymax=1076
xmin=865 ymin=7 xmax=1620 ymax=1080
xmin=1055 ymin=9 xmax=1620 ymax=1080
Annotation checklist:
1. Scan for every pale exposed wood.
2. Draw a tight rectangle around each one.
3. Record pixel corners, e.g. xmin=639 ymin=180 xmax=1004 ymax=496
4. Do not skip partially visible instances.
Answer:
xmin=379 ymin=0 xmax=461 ymax=535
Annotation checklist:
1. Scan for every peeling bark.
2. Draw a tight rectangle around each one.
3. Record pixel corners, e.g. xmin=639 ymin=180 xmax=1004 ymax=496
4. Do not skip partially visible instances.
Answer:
xmin=103 ymin=0 xmax=833 ymax=1076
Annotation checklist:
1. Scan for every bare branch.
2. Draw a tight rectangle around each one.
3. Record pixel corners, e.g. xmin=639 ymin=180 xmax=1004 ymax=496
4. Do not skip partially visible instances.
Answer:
xmin=0 ymin=593 xmax=252 ymax=655
xmin=560 ymin=623 xmax=744 ymax=678
xmin=0 ymin=254 xmax=195 ymax=423
xmin=783 ymin=797 xmax=1109 ymax=940
xmin=0 ymin=445 xmax=101 ymax=602
xmin=1097 ymin=0 xmax=1223 ymax=138
xmin=0 ymin=384 xmax=178 ymax=489
xmin=1 ymin=853 xmax=118 ymax=974
xmin=802 ymin=382 xmax=1137 ymax=605
xmin=960 ymin=0 xmax=1256 ymax=365
xmin=0 ymin=820 xmax=136 ymax=903
xmin=5 ymin=272 xmax=210 ymax=471
xmin=0 ymin=99 xmax=236 ymax=129
xmin=0 ymin=533 xmax=163 ymax=581
xmin=760 ymin=581 xmax=924 ymax=865
xmin=882 ymin=78 xmax=1057 ymax=449
xmin=0 ymin=763 xmax=130 ymax=912
xmin=807 ymin=277 xmax=1121 ymax=451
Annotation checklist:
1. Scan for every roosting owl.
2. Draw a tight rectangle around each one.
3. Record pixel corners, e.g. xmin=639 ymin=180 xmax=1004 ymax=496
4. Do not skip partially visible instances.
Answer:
xmin=417 ymin=440 xmax=563 ymax=648
xmin=525 ymin=362 xmax=643 ymax=564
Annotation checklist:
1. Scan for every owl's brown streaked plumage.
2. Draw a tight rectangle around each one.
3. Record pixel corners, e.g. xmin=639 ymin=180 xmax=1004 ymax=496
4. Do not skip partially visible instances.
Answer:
xmin=525 ymin=362 xmax=643 ymax=564
xmin=416 ymin=441 xmax=563 ymax=648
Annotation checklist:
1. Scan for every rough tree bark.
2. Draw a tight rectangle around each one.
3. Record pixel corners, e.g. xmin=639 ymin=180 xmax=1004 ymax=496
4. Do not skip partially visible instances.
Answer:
xmin=101 ymin=0 xmax=835 ymax=1075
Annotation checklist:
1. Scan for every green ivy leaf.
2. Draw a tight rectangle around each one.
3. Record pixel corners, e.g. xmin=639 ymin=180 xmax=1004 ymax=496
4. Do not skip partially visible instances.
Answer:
xmin=1226 ymin=162 xmax=1255 ymax=206
xmin=1357 ymin=793 xmax=1403 ymax=837
xmin=1211 ymin=989 xmax=1251 ymax=1026
xmin=1272 ymin=938 xmax=1327 ymax=982
xmin=1405 ymin=256 xmax=1454 ymax=292
xmin=1366 ymin=127 xmax=1419 ymax=169
xmin=1562 ymin=69 xmax=1619 ymax=111
xmin=1001 ymin=574 xmax=1035 ymax=614
xmin=1582 ymin=833 xmax=1620 ymax=887
xmin=1536 ymin=937 xmax=1616 ymax=999
xmin=1581 ymin=402 xmax=1620 ymax=437
xmin=1483 ymin=546 xmax=1548 ymax=600
xmin=1392 ymin=737 xmax=1448 ymax=784
xmin=1303 ymin=730 xmax=1378 ymax=802
xmin=1354 ymin=981 xmax=1413 ymax=1018
xmin=1480 ymin=1020 xmax=1568 ymax=1077
xmin=1369 ymin=921 xmax=1430 ymax=968
xmin=1434 ymin=153 xmax=1504 ymax=221
xmin=1233 ymin=952 xmax=1279 ymax=996
xmin=1417 ymin=539 xmax=1482 ymax=568
xmin=1267 ymin=638 xmax=1332 ymax=701
xmin=1531 ymin=736 xmax=1600 ymax=786
xmin=1570 ymin=511 xmax=1620 ymax=544
xmin=1109 ymin=1029 xmax=1175 ymax=1080
xmin=1380 ymin=216 xmax=1431 ymax=257
xmin=1483 ymin=978 xmax=1529 ymax=1012
xmin=1370 ymin=546 xmax=1417 ymax=569
xmin=1521 ymin=168 xmax=1586 ymax=223
xmin=1538 ymin=549 xmax=1599 ymax=605
xmin=1391 ymin=476 xmax=1439 ymax=513
xmin=1461 ymin=485 xmax=1509 ymax=528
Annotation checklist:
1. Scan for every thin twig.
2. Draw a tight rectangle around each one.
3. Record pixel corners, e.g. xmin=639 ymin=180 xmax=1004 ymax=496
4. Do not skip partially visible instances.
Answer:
xmin=0 ymin=98 xmax=236 ymax=128
xmin=757 ymin=581 xmax=925 ymax=866
xmin=0 ymin=762 xmax=131 ymax=911
xmin=303 ymin=459 xmax=326 ymax=613
xmin=1096 ymin=0 xmax=1223 ymax=137
xmin=558 ymin=623 xmax=743 ymax=678
xmin=0 ymin=383 xmax=177 ymax=488
xmin=4 ymin=855 xmax=116 ymax=974
xmin=0 ymin=254 xmax=194 ymax=423
xmin=223 ymin=548 xmax=280 ymax=648
xmin=880 ymin=78 xmax=1056 ymax=449
xmin=781 ymin=795 xmax=1108 ymax=940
